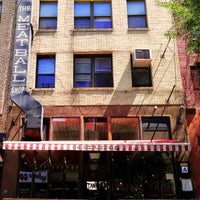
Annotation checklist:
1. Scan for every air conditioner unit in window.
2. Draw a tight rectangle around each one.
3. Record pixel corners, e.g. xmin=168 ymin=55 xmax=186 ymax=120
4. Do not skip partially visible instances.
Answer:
xmin=132 ymin=49 xmax=152 ymax=67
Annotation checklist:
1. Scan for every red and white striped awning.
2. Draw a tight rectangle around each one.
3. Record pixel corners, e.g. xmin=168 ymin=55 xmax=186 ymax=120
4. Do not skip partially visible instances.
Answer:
xmin=3 ymin=140 xmax=191 ymax=152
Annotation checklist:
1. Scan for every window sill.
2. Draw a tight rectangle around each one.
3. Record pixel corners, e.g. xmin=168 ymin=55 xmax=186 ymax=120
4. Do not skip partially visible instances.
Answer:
xmin=128 ymin=28 xmax=149 ymax=31
xmin=72 ymin=87 xmax=114 ymax=92
xmin=31 ymin=88 xmax=54 ymax=94
xmin=132 ymin=87 xmax=153 ymax=91
xmin=72 ymin=28 xmax=113 ymax=33
xmin=36 ymin=29 xmax=57 ymax=35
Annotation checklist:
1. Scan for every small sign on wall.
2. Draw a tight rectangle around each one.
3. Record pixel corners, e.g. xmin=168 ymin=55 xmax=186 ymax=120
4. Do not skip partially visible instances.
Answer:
xmin=180 ymin=162 xmax=189 ymax=174
xmin=181 ymin=179 xmax=193 ymax=192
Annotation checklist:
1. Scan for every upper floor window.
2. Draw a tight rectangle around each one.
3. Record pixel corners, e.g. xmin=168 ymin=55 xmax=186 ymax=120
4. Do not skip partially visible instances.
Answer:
xmin=74 ymin=54 xmax=113 ymax=88
xmin=39 ymin=1 xmax=58 ymax=29
xmin=36 ymin=55 xmax=55 ymax=88
xmin=190 ymin=65 xmax=200 ymax=90
xmin=127 ymin=0 xmax=147 ymax=28
xmin=0 ymin=2 xmax=2 ymax=18
xmin=74 ymin=2 xmax=112 ymax=29
xmin=132 ymin=67 xmax=152 ymax=87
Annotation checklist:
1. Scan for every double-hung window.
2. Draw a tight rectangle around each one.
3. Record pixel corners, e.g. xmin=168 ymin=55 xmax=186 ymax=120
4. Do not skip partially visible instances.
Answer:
xmin=36 ymin=55 xmax=55 ymax=88
xmin=74 ymin=2 xmax=112 ymax=29
xmin=127 ymin=0 xmax=147 ymax=28
xmin=74 ymin=54 xmax=113 ymax=88
xmin=39 ymin=1 xmax=58 ymax=29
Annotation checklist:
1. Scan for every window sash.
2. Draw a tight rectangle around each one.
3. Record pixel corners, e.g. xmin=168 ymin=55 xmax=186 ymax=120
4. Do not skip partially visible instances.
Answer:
xmin=40 ymin=2 xmax=58 ymax=17
xmin=127 ymin=1 xmax=146 ymax=15
xmin=39 ymin=2 xmax=57 ymax=29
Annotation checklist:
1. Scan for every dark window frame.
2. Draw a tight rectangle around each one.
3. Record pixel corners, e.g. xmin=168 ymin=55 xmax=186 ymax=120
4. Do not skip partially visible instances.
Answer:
xmin=74 ymin=54 xmax=113 ymax=88
xmin=39 ymin=1 xmax=58 ymax=30
xmin=36 ymin=55 xmax=56 ymax=89
xmin=131 ymin=67 xmax=152 ymax=87
xmin=142 ymin=116 xmax=172 ymax=140
xmin=74 ymin=1 xmax=112 ymax=29
xmin=127 ymin=0 xmax=147 ymax=28
xmin=190 ymin=65 xmax=200 ymax=90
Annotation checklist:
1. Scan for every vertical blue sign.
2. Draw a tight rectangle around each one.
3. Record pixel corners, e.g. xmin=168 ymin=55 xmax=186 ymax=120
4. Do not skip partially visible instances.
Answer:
xmin=11 ymin=0 xmax=32 ymax=96
xmin=10 ymin=0 xmax=44 ymax=140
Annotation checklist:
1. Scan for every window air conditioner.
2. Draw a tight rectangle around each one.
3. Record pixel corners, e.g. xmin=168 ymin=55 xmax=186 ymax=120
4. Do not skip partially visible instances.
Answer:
xmin=132 ymin=49 xmax=152 ymax=67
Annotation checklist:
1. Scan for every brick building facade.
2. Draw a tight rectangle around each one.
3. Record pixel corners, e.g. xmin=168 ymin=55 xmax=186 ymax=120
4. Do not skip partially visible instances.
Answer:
xmin=177 ymin=38 xmax=200 ymax=199
xmin=0 ymin=0 xmax=193 ymax=199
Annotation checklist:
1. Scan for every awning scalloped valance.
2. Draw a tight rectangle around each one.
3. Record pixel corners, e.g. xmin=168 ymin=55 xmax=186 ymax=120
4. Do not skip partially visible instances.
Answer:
xmin=3 ymin=140 xmax=191 ymax=152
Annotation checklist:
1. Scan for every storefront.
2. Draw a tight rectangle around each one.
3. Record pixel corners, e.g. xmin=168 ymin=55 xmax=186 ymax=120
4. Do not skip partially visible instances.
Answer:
xmin=3 ymin=140 xmax=191 ymax=199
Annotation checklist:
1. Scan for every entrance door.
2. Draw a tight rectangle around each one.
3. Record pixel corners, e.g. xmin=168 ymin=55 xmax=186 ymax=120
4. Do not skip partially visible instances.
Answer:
xmin=83 ymin=152 xmax=110 ymax=200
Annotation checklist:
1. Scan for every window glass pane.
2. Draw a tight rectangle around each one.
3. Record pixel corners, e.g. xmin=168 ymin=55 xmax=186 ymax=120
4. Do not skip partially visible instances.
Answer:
xmin=75 ymin=18 xmax=90 ymax=29
xmin=40 ymin=2 xmax=58 ymax=17
xmin=39 ymin=18 xmax=57 ymax=29
xmin=52 ymin=118 xmax=80 ymax=140
xmin=111 ymin=118 xmax=140 ymax=140
xmin=132 ymin=68 xmax=152 ymax=87
xmin=127 ymin=1 xmax=145 ymax=15
xmin=84 ymin=118 xmax=107 ymax=140
xmin=74 ymin=3 xmax=90 ymax=16
xmin=143 ymin=131 xmax=169 ymax=140
xmin=75 ymin=75 xmax=92 ymax=88
xmin=75 ymin=58 xmax=91 ymax=73
xmin=37 ymin=76 xmax=55 ymax=88
xmin=128 ymin=16 xmax=146 ymax=28
xmin=95 ymin=74 xmax=113 ymax=87
xmin=94 ymin=3 xmax=111 ymax=16
xmin=38 ymin=59 xmax=55 ymax=74
xmin=94 ymin=17 xmax=112 ymax=28
xmin=95 ymin=58 xmax=111 ymax=73
xmin=142 ymin=117 xmax=170 ymax=140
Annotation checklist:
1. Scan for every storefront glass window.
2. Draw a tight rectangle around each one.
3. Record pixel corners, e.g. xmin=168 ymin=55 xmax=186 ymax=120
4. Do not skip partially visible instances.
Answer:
xmin=111 ymin=117 xmax=140 ymax=140
xmin=142 ymin=117 xmax=171 ymax=140
xmin=84 ymin=118 xmax=107 ymax=140
xmin=52 ymin=118 xmax=80 ymax=140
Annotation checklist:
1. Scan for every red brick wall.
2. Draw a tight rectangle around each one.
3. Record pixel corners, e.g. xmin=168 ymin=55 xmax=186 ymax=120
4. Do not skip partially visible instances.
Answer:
xmin=177 ymin=38 xmax=200 ymax=199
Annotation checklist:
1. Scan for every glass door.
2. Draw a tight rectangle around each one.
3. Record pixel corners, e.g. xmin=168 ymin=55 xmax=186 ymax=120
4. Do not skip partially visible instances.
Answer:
xmin=111 ymin=152 xmax=176 ymax=199
xmin=83 ymin=152 xmax=110 ymax=200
